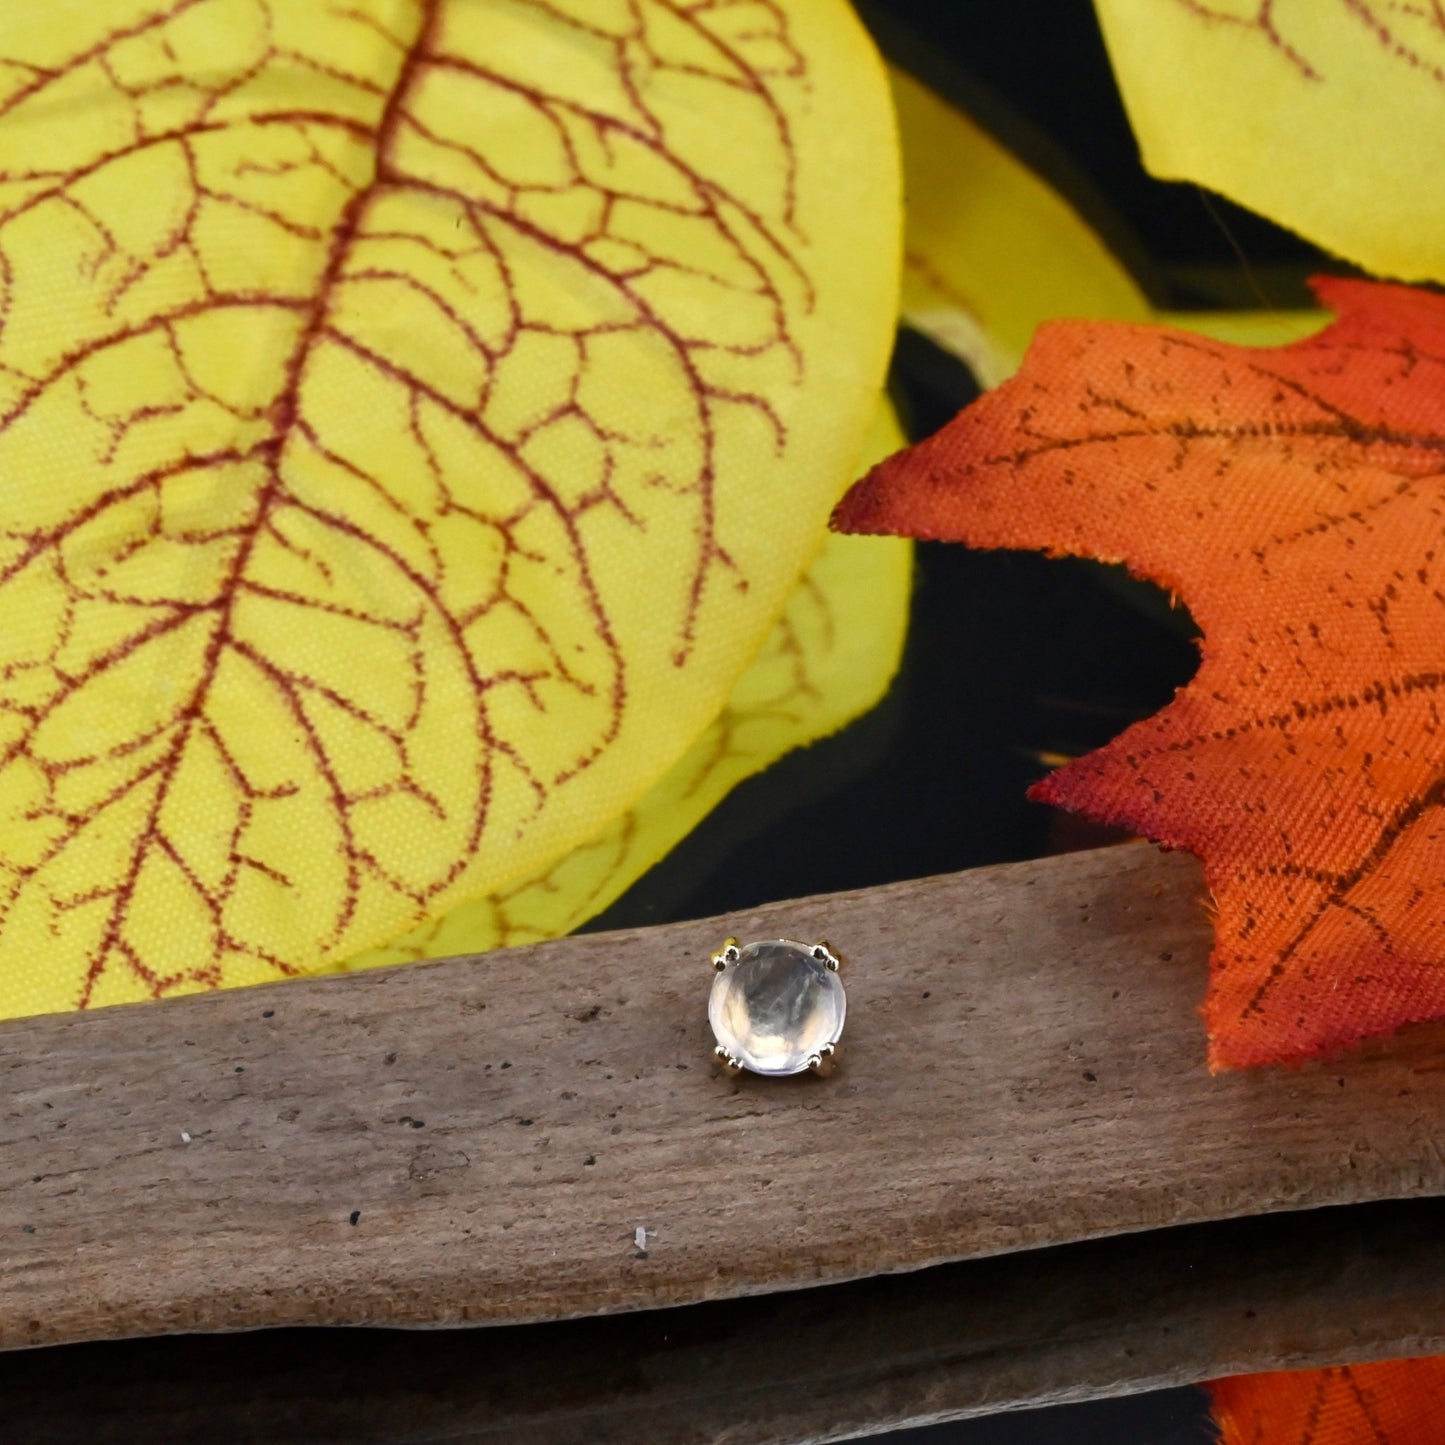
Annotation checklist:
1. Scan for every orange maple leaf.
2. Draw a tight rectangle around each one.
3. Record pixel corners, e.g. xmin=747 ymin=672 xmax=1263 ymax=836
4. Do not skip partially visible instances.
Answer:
xmin=835 ymin=277 xmax=1445 ymax=1069
xmin=1210 ymin=1356 xmax=1445 ymax=1443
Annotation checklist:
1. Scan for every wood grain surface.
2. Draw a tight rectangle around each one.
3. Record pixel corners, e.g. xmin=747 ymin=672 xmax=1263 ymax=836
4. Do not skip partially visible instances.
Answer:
xmin=3 ymin=1196 xmax=1444 ymax=1443
xmin=3 ymin=842 xmax=1445 ymax=1350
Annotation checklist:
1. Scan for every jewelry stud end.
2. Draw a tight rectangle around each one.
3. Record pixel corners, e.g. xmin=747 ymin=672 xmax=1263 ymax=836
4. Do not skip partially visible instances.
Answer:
xmin=713 ymin=1044 xmax=744 ymax=1077
xmin=712 ymin=937 xmax=741 ymax=971
xmin=811 ymin=941 xmax=841 ymax=972
xmin=807 ymin=1042 xmax=840 ymax=1077
xmin=708 ymin=938 xmax=847 ymax=1079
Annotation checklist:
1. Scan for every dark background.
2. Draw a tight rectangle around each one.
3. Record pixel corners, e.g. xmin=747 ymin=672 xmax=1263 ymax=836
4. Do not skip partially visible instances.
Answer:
xmin=589 ymin=1 xmax=1337 ymax=1439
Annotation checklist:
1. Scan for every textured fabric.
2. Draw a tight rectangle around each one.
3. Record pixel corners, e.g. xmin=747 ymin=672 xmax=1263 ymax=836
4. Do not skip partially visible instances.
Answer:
xmin=1211 ymin=1358 xmax=1445 ymax=1444
xmin=1096 ymin=0 xmax=1445 ymax=284
xmin=837 ymin=276 xmax=1445 ymax=1068
xmin=0 ymin=1 xmax=900 ymax=1017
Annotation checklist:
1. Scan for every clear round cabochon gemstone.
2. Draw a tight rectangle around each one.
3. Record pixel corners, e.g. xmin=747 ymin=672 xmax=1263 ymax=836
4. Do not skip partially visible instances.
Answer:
xmin=708 ymin=939 xmax=846 ymax=1076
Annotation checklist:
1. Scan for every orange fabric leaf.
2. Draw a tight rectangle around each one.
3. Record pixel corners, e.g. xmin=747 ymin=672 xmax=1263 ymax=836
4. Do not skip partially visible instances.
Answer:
xmin=835 ymin=277 xmax=1445 ymax=1069
xmin=1210 ymin=1357 xmax=1445 ymax=1444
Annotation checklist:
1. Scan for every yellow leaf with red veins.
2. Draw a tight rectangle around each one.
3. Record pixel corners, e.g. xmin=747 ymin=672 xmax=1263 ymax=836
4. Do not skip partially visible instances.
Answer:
xmin=343 ymin=398 xmax=911 ymax=968
xmin=1095 ymin=0 xmax=1445 ymax=282
xmin=0 ymin=1 xmax=899 ymax=1018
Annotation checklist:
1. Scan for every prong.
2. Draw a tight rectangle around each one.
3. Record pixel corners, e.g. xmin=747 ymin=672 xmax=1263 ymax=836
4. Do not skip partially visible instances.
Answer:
xmin=713 ymin=1044 xmax=743 ymax=1077
xmin=711 ymin=937 xmax=741 ymax=971
xmin=811 ymin=941 xmax=841 ymax=972
xmin=807 ymin=1041 xmax=840 ymax=1077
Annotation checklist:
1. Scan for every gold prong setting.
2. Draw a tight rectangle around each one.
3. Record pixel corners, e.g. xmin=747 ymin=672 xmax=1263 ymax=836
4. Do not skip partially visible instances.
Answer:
xmin=707 ymin=937 xmax=847 ymax=1078
xmin=713 ymin=1044 xmax=744 ymax=1077
xmin=811 ymin=942 xmax=840 ymax=972
xmin=711 ymin=937 xmax=741 ymax=972
xmin=807 ymin=1042 xmax=840 ymax=1077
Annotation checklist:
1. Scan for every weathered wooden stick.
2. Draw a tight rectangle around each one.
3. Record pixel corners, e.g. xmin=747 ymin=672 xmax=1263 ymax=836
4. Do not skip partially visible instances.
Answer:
xmin=2 ymin=842 xmax=1444 ymax=1351
xmin=3 ymin=1196 xmax=1443 ymax=1443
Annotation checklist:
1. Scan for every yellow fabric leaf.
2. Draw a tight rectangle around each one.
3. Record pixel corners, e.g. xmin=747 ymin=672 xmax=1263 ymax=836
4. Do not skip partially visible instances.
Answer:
xmin=342 ymin=399 xmax=911 ymax=968
xmin=0 ymin=1 xmax=899 ymax=1018
xmin=895 ymin=67 xmax=1327 ymax=378
xmin=1154 ymin=310 xmax=1325 ymax=349
xmin=893 ymin=64 xmax=1149 ymax=390
xmin=1094 ymin=0 xmax=1445 ymax=282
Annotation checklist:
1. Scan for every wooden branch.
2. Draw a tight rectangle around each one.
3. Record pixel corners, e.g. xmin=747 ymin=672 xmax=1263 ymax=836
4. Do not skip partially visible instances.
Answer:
xmin=5 ymin=1197 xmax=1445 ymax=1443
xmin=3 ymin=843 xmax=1445 ymax=1352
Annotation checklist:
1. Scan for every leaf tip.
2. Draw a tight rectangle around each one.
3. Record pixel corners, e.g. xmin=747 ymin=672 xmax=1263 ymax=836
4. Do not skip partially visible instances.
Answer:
xmin=832 ymin=423 xmax=985 ymax=543
xmin=829 ymin=463 xmax=888 ymax=536
xmin=1305 ymin=272 xmax=1445 ymax=342
xmin=831 ymin=441 xmax=938 ymax=538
